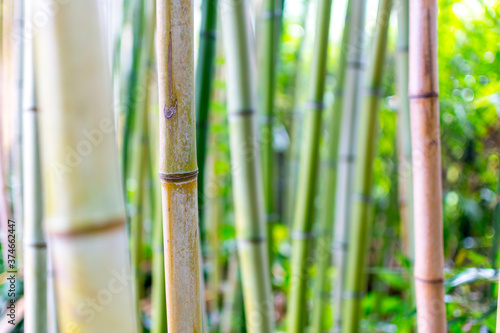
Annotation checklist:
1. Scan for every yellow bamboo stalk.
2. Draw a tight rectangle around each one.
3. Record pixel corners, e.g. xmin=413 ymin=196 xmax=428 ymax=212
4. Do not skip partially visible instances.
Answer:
xmin=409 ymin=0 xmax=446 ymax=331
xmin=33 ymin=0 xmax=137 ymax=331
xmin=156 ymin=0 xmax=203 ymax=331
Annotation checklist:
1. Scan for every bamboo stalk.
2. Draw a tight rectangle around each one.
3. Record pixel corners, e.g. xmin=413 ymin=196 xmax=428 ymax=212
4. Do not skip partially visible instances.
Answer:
xmin=395 ymin=0 xmax=414 ymax=264
xmin=310 ymin=3 xmax=352 ymax=331
xmin=257 ymin=0 xmax=280 ymax=265
xmin=219 ymin=0 xmax=274 ymax=331
xmin=341 ymin=0 xmax=392 ymax=330
xmin=196 ymin=0 xmax=218 ymax=232
xmin=33 ymin=0 xmax=138 ymax=331
xmin=156 ymin=0 xmax=203 ymax=330
xmin=220 ymin=252 xmax=240 ymax=333
xmin=332 ymin=0 xmax=367 ymax=330
xmin=409 ymin=0 xmax=446 ymax=331
xmin=22 ymin=2 xmax=47 ymax=331
xmin=286 ymin=0 xmax=333 ymax=330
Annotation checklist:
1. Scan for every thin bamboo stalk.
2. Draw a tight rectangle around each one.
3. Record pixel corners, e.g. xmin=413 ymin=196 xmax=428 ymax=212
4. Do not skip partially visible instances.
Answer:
xmin=395 ymin=0 xmax=414 ymax=265
xmin=331 ymin=0 xmax=367 ymax=330
xmin=22 ymin=2 xmax=47 ymax=331
xmin=156 ymin=0 xmax=203 ymax=330
xmin=219 ymin=0 xmax=274 ymax=330
xmin=257 ymin=0 xmax=280 ymax=265
xmin=220 ymin=252 xmax=240 ymax=333
xmin=195 ymin=0 xmax=218 ymax=232
xmin=409 ymin=0 xmax=446 ymax=331
xmin=286 ymin=0 xmax=333 ymax=330
xmin=341 ymin=0 xmax=392 ymax=330
xmin=310 ymin=3 xmax=352 ymax=331
xmin=33 ymin=0 xmax=137 ymax=331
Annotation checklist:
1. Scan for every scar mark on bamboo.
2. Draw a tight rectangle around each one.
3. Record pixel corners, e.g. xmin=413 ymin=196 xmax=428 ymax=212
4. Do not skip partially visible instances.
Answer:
xmin=165 ymin=31 xmax=177 ymax=119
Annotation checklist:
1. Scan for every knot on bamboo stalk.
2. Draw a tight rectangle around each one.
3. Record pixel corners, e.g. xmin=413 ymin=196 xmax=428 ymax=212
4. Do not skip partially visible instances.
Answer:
xmin=159 ymin=169 xmax=199 ymax=183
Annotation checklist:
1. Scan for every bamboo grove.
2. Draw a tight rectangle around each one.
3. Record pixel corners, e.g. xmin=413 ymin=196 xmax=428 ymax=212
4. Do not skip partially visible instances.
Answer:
xmin=0 ymin=0 xmax=499 ymax=332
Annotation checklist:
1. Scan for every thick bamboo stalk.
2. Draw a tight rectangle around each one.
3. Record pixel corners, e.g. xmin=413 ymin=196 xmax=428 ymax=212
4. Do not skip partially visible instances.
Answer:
xmin=395 ymin=0 xmax=413 ymax=261
xmin=332 ymin=0 xmax=367 ymax=330
xmin=310 ymin=4 xmax=352 ymax=331
xmin=409 ymin=0 xmax=446 ymax=331
xmin=286 ymin=0 xmax=333 ymax=330
xmin=195 ymin=0 xmax=218 ymax=231
xmin=219 ymin=0 xmax=274 ymax=331
xmin=341 ymin=0 xmax=392 ymax=330
xmin=33 ymin=0 xmax=137 ymax=331
xmin=22 ymin=2 xmax=47 ymax=331
xmin=257 ymin=0 xmax=280 ymax=265
xmin=156 ymin=0 xmax=203 ymax=330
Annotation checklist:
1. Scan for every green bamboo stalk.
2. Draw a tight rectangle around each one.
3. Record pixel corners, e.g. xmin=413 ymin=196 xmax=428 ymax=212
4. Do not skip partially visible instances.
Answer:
xmin=196 ymin=0 xmax=218 ymax=232
xmin=409 ymin=0 xmax=446 ymax=331
xmin=395 ymin=0 xmax=414 ymax=268
xmin=220 ymin=252 xmax=240 ymax=333
xmin=22 ymin=2 xmax=47 ymax=328
xmin=331 ymin=0 xmax=367 ymax=330
xmin=33 ymin=0 xmax=138 ymax=330
xmin=286 ymin=0 xmax=333 ymax=330
xmin=341 ymin=0 xmax=392 ymax=331
xmin=257 ymin=0 xmax=280 ymax=266
xmin=219 ymin=0 xmax=274 ymax=331
xmin=310 ymin=4 xmax=352 ymax=331
xmin=156 ymin=0 xmax=203 ymax=330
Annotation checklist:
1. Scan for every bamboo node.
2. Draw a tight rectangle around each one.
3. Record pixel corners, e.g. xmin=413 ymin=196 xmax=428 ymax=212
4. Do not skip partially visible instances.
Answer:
xmin=414 ymin=275 xmax=444 ymax=285
xmin=48 ymin=219 xmax=126 ymax=238
xmin=200 ymin=30 xmax=217 ymax=40
xmin=237 ymin=236 xmax=266 ymax=244
xmin=228 ymin=109 xmax=255 ymax=120
xmin=159 ymin=169 xmax=199 ymax=183
xmin=261 ymin=9 xmax=282 ymax=19
xmin=347 ymin=60 xmax=365 ymax=70
xmin=342 ymin=291 xmax=365 ymax=299
xmin=305 ymin=100 xmax=325 ymax=111
xmin=352 ymin=193 xmax=373 ymax=204
xmin=408 ymin=91 xmax=439 ymax=100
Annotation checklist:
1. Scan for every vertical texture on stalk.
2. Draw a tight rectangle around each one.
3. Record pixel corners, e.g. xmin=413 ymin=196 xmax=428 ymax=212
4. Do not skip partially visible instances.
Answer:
xmin=156 ymin=0 xmax=203 ymax=331
xmin=409 ymin=0 xmax=446 ymax=331
xmin=23 ymin=1 xmax=47 ymax=330
xmin=287 ymin=0 xmax=333 ymax=330
xmin=196 ymin=0 xmax=218 ymax=230
xmin=310 ymin=3 xmax=351 ymax=331
xmin=33 ymin=0 xmax=137 ymax=331
xmin=341 ymin=0 xmax=392 ymax=331
xmin=219 ymin=0 xmax=274 ymax=331
xmin=332 ymin=0 xmax=367 ymax=330
xmin=395 ymin=0 xmax=414 ymax=265
xmin=258 ymin=0 xmax=279 ymax=265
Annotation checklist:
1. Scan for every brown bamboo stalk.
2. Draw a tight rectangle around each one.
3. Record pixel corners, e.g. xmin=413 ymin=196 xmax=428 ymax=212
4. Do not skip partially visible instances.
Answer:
xmin=409 ymin=0 xmax=446 ymax=331
xmin=156 ymin=0 xmax=203 ymax=330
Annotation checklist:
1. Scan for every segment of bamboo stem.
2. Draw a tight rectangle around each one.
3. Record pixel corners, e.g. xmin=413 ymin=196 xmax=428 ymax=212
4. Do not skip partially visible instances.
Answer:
xmin=286 ymin=0 xmax=333 ymax=330
xmin=220 ymin=252 xmax=241 ymax=333
xmin=258 ymin=0 xmax=280 ymax=265
xmin=156 ymin=0 xmax=203 ymax=330
xmin=22 ymin=4 xmax=47 ymax=329
xmin=310 ymin=4 xmax=352 ymax=331
xmin=219 ymin=0 xmax=274 ymax=331
xmin=395 ymin=0 xmax=414 ymax=265
xmin=332 ymin=0 xmax=367 ymax=330
xmin=33 ymin=0 xmax=137 ymax=331
xmin=196 ymin=0 xmax=218 ymax=231
xmin=341 ymin=0 xmax=392 ymax=330
xmin=409 ymin=0 xmax=447 ymax=331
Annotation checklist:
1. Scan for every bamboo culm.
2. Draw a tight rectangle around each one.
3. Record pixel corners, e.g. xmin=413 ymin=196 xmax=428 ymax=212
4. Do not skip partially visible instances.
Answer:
xmin=310 ymin=2 xmax=352 ymax=331
xmin=33 ymin=0 xmax=138 ymax=330
xmin=219 ymin=0 xmax=274 ymax=330
xmin=156 ymin=0 xmax=203 ymax=330
xmin=341 ymin=0 xmax=392 ymax=330
xmin=257 ymin=0 xmax=280 ymax=266
xmin=286 ymin=0 xmax=333 ymax=330
xmin=332 ymin=0 xmax=367 ymax=330
xmin=409 ymin=0 xmax=447 ymax=331
xmin=22 ymin=1 xmax=47 ymax=328
xmin=195 ymin=0 xmax=218 ymax=233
